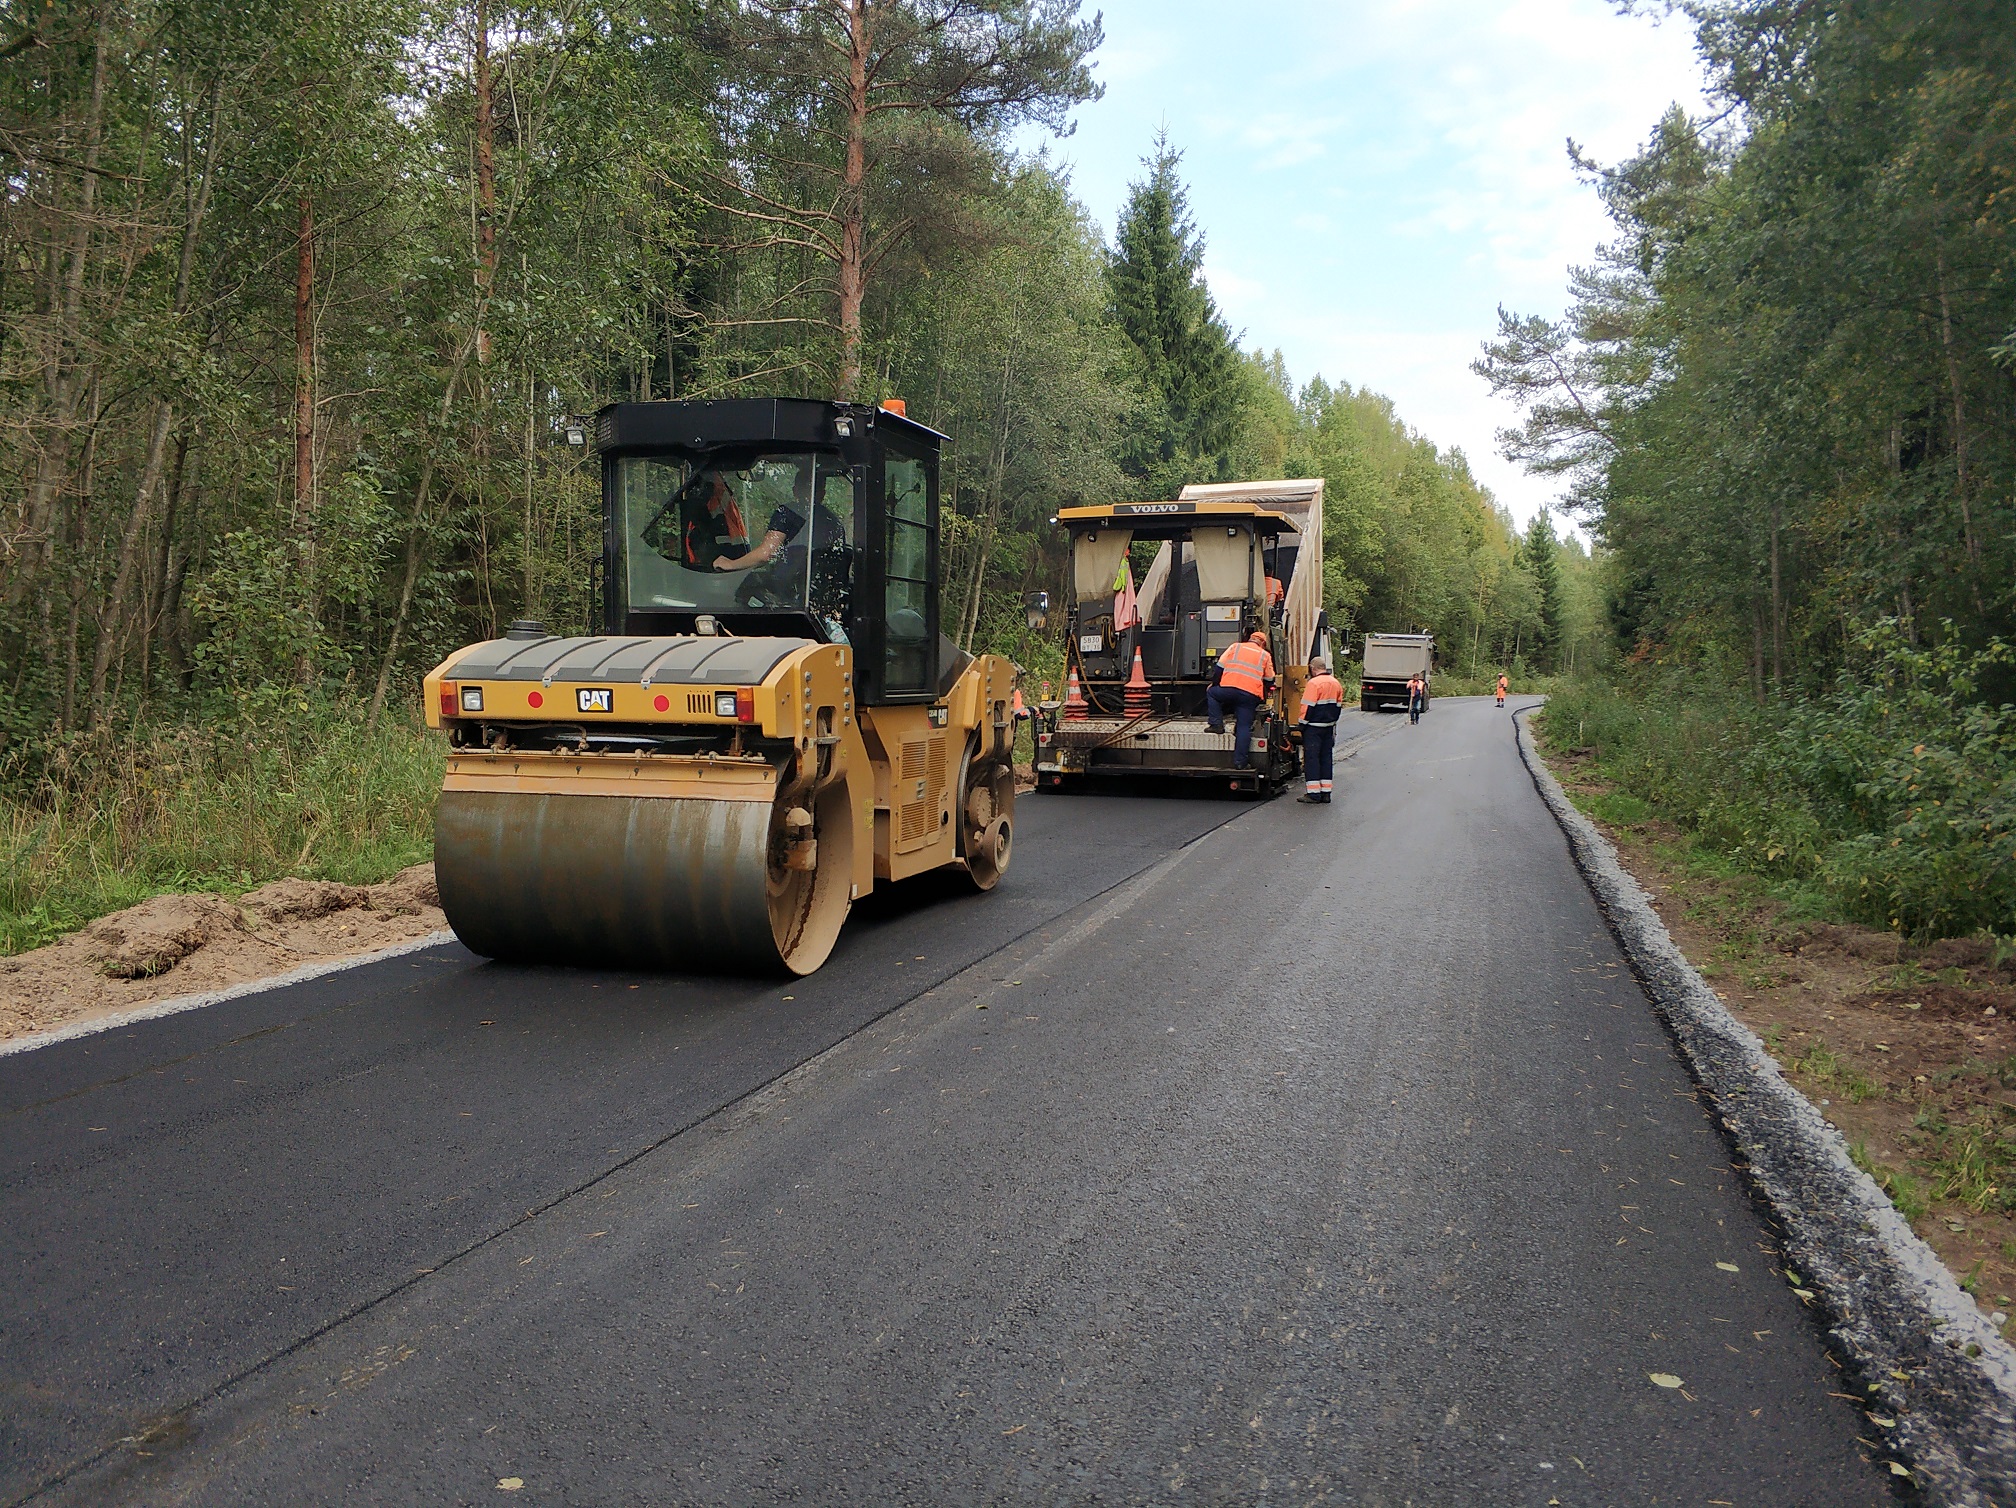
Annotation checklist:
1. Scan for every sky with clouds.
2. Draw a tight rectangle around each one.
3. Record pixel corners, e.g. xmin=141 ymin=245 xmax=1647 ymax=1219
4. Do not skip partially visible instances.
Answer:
xmin=1033 ymin=0 xmax=1712 ymax=528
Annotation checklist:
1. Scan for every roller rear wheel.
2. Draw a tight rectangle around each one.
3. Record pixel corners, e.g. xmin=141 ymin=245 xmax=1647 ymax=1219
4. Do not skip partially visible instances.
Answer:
xmin=958 ymin=755 xmax=1015 ymax=891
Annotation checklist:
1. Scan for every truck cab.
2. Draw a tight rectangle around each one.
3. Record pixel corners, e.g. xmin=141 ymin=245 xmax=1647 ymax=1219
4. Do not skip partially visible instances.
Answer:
xmin=1359 ymin=632 xmax=1435 ymax=713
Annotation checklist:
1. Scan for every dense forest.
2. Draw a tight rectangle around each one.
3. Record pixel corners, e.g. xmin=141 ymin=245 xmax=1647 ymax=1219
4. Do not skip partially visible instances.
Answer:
xmin=0 ymin=0 xmax=1572 ymax=754
xmin=1 ymin=0 xmax=1584 ymax=943
xmin=1484 ymin=0 xmax=2014 ymax=936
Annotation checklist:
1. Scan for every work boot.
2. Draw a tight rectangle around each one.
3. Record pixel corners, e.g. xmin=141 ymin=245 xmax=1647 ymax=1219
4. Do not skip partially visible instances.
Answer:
xmin=1205 ymin=723 xmax=1224 ymax=735
xmin=1297 ymin=792 xmax=1320 ymax=804
xmin=1320 ymin=792 xmax=1332 ymax=803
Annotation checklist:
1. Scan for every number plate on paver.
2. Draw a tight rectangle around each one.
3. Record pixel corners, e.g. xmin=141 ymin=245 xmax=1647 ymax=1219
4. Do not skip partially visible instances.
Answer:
xmin=1079 ymin=634 xmax=1103 ymax=652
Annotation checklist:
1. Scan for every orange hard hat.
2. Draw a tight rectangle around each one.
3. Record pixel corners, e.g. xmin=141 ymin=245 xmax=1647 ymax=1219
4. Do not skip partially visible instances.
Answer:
xmin=1248 ymin=630 xmax=1267 ymax=644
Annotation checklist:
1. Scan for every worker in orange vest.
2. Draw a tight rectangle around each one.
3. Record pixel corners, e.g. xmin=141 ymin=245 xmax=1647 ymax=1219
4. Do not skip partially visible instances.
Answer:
xmin=1205 ymin=630 xmax=1275 ymax=770
xmin=1495 ymin=672 xmax=1508 ymax=708
xmin=1297 ymin=657 xmax=1344 ymax=804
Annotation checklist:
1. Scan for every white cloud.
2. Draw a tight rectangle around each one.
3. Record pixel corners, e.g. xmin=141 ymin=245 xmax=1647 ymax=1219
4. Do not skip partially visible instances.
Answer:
xmin=1040 ymin=0 xmax=1709 ymax=532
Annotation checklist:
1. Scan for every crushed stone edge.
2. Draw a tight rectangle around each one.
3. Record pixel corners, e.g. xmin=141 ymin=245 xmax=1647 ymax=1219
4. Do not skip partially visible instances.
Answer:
xmin=1513 ymin=700 xmax=2016 ymax=1507
xmin=0 ymin=931 xmax=458 ymax=1059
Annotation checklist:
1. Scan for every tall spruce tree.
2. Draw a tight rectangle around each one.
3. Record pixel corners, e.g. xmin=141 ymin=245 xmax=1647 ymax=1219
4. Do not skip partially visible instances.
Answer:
xmin=1520 ymin=510 xmax=1566 ymax=672
xmin=1106 ymin=135 xmax=1244 ymax=491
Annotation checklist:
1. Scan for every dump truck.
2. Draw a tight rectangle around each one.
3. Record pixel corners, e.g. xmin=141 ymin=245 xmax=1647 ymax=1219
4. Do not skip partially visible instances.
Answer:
xmin=1359 ymin=632 xmax=1434 ymax=712
xmin=1033 ymin=479 xmax=1331 ymax=795
xmin=422 ymin=397 xmax=1018 ymax=976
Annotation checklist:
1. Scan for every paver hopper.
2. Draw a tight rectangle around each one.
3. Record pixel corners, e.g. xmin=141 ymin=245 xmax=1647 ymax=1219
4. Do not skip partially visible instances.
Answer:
xmin=424 ymin=398 xmax=1017 ymax=975
xmin=1032 ymin=480 xmax=1332 ymax=795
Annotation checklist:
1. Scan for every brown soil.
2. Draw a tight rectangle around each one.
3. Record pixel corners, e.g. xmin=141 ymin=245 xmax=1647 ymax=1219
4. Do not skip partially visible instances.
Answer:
xmin=1541 ymin=743 xmax=2016 ymax=1327
xmin=0 ymin=865 xmax=446 ymax=1043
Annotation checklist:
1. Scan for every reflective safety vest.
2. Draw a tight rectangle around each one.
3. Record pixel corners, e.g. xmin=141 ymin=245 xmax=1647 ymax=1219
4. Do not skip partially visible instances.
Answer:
xmin=1216 ymin=640 xmax=1274 ymax=697
xmin=1301 ymin=672 xmax=1344 ymax=725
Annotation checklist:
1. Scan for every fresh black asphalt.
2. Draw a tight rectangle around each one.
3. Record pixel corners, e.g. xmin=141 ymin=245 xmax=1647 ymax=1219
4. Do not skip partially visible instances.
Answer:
xmin=2 ymin=701 xmax=1895 ymax=1505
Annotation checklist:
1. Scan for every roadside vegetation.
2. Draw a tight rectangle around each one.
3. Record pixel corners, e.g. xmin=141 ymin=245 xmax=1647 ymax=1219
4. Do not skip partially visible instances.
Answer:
xmin=1 ymin=711 xmax=441 ymax=955
xmin=1539 ymin=629 xmax=2015 ymax=942
xmin=1480 ymin=0 xmax=2015 ymax=924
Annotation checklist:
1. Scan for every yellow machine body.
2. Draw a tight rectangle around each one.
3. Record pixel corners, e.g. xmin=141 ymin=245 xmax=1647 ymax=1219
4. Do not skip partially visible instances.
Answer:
xmin=425 ymin=636 xmax=1016 ymax=976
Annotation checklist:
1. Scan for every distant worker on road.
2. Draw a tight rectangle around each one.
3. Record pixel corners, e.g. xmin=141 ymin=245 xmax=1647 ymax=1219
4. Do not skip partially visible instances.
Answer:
xmin=1495 ymin=672 xmax=1508 ymax=708
xmin=1206 ymin=630 xmax=1276 ymax=771
xmin=1297 ymin=658 xmax=1344 ymax=804
xmin=1406 ymin=671 xmax=1426 ymax=725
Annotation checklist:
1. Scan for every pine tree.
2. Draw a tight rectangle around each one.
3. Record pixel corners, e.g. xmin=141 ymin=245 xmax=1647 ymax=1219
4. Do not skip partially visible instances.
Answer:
xmin=1106 ymin=134 xmax=1244 ymax=490
xmin=1520 ymin=510 xmax=1566 ymax=672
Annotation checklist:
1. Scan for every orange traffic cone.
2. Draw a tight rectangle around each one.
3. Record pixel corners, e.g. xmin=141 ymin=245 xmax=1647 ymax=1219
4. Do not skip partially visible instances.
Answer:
xmin=1064 ymin=666 xmax=1089 ymax=721
xmin=1123 ymin=647 xmax=1152 ymax=717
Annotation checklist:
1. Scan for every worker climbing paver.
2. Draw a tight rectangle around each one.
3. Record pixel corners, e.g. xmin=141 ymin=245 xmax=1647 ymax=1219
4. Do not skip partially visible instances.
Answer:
xmin=1206 ymin=630 xmax=1275 ymax=770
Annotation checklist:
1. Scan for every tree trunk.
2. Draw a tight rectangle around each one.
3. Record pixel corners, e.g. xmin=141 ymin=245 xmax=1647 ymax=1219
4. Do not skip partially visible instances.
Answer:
xmin=369 ymin=341 xmax=474 ymax=729
xmin=473 ymin=0 xmax=496 ymax=364
xmin=961 ymin=340 xmax=1017 ymax=646
xmin=523 ymin=360 xmax=536 ymax=614
xmin=1768 ymin=503 xmax=1782 ymax=690
xmin=145 ymin=427 xmax=194 ymax=685
xmin=1933 ymin=239 xmax=1977 ymax=563
xmin=86 ymin=401 xmax=176 ymax=721
xmin=1750 ymin=597 xmax=1765 ymax=705
xmin=294 ymin=195 xmax=315 ymax=527
xmin=12 ymin=13 xmax=111 ymax=604
xmin=368 ymin=456 xmax=440 ymax=732
xmin=834 ymin=0 xmax=870 ymax=401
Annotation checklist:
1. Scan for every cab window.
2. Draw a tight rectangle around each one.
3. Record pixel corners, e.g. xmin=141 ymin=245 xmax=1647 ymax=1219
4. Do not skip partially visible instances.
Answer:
xmin=882 ymin=452 xmax=933 ymax=695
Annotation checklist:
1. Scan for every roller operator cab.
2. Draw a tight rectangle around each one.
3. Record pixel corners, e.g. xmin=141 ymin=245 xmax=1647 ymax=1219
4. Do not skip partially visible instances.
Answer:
xmin=423 ymin=398 xmax=1018 ymax=977
xmin=1033 ymin=480 xmax=1332 ymax=796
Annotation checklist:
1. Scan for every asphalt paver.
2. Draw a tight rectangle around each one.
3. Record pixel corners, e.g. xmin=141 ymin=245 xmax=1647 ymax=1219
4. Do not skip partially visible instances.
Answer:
xmin=4 ymin=702 xmax=1894 ymax=1505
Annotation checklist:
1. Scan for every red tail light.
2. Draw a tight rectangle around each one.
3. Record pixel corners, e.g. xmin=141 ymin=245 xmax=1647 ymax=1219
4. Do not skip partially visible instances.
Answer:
xmin=439 ymin=681 xmax=458 ymax=719
xmin=735 ymin=687 xmax=755 ymax=723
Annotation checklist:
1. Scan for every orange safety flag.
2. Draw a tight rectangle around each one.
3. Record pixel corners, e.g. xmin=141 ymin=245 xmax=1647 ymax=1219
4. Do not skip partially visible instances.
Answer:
xmin=1216 ymin=640 xmax=1274 ymax=696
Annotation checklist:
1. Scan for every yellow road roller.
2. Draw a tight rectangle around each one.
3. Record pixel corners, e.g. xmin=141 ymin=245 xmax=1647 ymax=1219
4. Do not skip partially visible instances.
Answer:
xmin=423 ymin=397 xmax=1018 ymax=975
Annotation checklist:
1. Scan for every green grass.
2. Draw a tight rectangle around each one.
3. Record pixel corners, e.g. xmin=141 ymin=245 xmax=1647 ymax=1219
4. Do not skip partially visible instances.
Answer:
xmin=1535 ymin=643 xmax=2016 ymax=940
xmin=1906 ymin=1110 xmax=2016 ymax=1214
xmin=1851 ymin=1139 xmax=1930 ymax=1222
xmin=1789 ymin=1038 xmax=1883 ymax=1103
xmin=1 ymin=708 xmax=444 ymax=954
xmin=1580 ymin=790 xmax=1651 ymax=828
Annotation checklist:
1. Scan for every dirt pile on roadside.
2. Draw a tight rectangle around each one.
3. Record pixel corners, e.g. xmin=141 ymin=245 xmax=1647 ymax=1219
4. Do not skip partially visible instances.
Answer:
xmin=0 ymin=864 xmax=448 ymax=1043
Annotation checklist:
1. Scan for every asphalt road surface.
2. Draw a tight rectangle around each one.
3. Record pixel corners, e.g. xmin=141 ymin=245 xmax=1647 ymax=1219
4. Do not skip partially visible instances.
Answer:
xmin=2 ymin=699 xmax=1895 ymax=1506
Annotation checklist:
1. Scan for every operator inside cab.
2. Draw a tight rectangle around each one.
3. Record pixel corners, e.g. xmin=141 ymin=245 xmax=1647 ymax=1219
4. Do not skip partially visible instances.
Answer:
xmin=639 ymin=458 xmax=855 ymax=640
